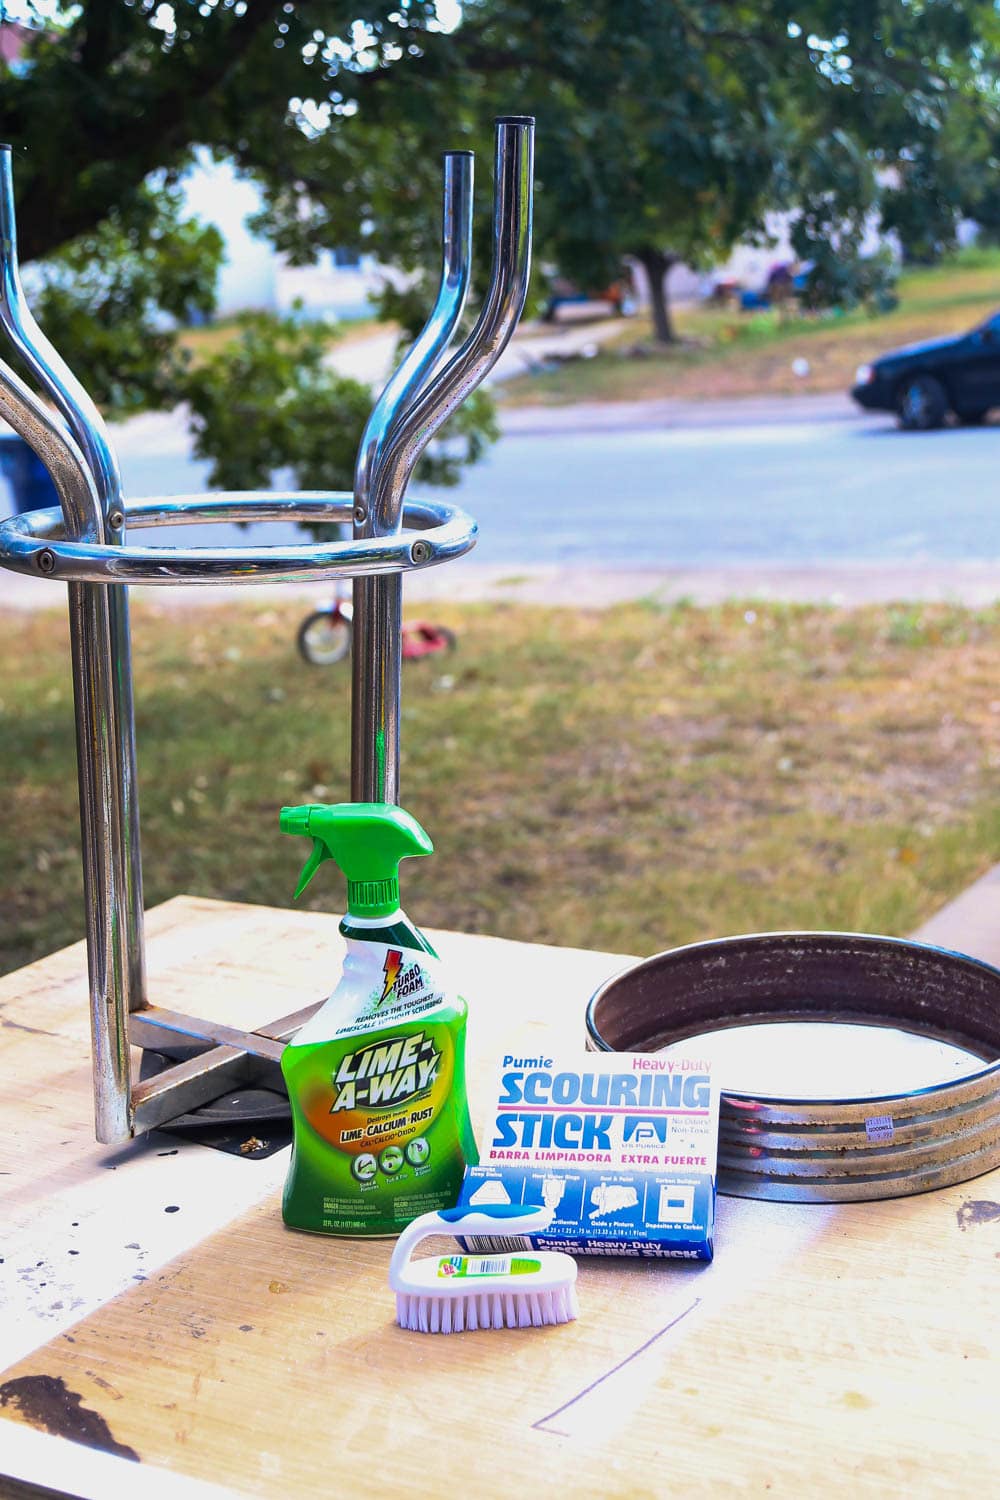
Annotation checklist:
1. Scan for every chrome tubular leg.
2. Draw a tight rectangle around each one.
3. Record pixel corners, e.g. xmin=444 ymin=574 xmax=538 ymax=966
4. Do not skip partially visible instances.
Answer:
xmin=351 ymin=151 xmax=474 ymax=804
xmin=68 ymin=578 xmax=134 ymax=1141
xmin=351 ymin=572 xmax=403 ymax=804
xmin=0 ymin=145 xmax=146 ymax=1023
xmin=0 ymin=358 xmax=134 ymax=1140
xmin=352 ymin=118 xmax=534 ymax=804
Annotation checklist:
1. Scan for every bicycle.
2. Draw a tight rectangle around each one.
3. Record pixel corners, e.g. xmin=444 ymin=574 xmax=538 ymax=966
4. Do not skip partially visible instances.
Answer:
xmin=297 ymin=583 xmax=457 ymax=667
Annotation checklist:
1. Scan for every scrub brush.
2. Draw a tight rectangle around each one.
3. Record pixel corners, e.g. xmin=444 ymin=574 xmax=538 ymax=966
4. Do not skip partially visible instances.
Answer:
xmin=389 ymin=1204 xmax=578 ymax=1334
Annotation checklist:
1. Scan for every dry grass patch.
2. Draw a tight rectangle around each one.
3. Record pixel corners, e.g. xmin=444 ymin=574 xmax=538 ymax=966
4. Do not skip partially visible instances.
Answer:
xmin=1 ymin=599 xmax=999 ymax=975
xmin=502 ymin=249 xmax=1000 ymax=406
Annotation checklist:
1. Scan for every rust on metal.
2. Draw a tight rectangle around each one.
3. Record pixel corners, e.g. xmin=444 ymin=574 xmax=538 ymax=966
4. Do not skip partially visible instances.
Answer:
xmin=586 ymin=932 xmax=1000 ymax=1202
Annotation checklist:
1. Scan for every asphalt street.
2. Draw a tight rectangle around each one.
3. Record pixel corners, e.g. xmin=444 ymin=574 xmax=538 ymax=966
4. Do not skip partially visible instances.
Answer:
xmin=5 ymin=392 xmax=1000 ymax=607
xmin=110 ymin=394 xmax=996 ymax=566
xmin=461 ymin=402 xmax=999 ymax=568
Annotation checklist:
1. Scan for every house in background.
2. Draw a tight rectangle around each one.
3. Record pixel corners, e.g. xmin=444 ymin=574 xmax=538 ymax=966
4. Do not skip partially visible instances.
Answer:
xmin=0 ymin=17 xmax=387 ymax=323
xmin=181 ymin=150 xmax=391 ymax=321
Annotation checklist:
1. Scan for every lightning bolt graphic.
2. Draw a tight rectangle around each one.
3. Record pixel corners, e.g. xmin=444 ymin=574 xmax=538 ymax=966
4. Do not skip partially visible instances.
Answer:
xmin=378 ymin=949 xmax=403 ymax=1007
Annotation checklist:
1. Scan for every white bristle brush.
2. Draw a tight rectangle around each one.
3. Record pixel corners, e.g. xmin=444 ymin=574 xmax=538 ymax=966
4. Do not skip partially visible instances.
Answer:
xmin=389 ymin=1204 xmax=579 ymax=1335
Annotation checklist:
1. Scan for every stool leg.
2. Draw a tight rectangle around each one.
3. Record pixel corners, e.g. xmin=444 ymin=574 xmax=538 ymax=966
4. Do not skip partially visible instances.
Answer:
xmin=351 ymin=152 xmax=473 ymax=805
xmin=0 ymin=356 xmax=136 ymax=1141
xmin=69 ymin=578 xmax=135 ymax=1141
xmin=352 ymin=120 xmax=534 ymax=804
xmin=0 ymin=145 xmax=146 ymax=1029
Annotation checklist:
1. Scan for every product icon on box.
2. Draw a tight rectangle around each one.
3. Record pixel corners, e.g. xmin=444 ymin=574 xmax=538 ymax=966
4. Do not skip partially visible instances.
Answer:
xmin=406 ymin=1137 xmax=430 ymax=1166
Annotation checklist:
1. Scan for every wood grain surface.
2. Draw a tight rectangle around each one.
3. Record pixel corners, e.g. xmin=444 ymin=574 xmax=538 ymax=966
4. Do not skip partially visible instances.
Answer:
xmin=2 ymin=898 xmax=999 ymax=1498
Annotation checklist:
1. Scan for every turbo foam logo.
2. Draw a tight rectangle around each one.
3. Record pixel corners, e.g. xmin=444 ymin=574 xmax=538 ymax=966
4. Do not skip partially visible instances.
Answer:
xmin=378 ymin=949 xmax=403 ymax=1007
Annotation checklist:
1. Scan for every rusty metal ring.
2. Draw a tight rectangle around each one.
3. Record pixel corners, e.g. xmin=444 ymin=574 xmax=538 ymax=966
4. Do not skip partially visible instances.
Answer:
xmin=585 ymin=931 xmax=1000 ymax=1202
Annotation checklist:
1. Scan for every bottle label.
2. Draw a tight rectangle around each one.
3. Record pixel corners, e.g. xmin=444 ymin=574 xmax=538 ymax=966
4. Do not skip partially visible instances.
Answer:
xmin=301 ymin=1023 xmax=456 ymax=1157
xmin=333 ymin=945 xmax=445 ymax=1033
xmin=281 ymin=937 xmax=476 ymax=1234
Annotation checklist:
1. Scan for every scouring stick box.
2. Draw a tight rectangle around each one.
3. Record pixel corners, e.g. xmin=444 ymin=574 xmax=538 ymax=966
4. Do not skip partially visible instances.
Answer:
xmin=457 ymin=1050 xmax=720 ymax=1260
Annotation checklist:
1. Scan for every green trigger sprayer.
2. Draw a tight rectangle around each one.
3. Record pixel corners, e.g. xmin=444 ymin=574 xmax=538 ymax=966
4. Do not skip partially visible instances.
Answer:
xmin=277 ymin=800 xmax=478 ymax=1236
xmin=280 ymin=801 xmax=433 ymax=910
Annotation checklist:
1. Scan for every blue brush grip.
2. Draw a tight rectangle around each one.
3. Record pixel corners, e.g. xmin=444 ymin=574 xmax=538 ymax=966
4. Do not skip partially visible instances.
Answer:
xmin=437 ymin=1203 xmax=539 ymax=1223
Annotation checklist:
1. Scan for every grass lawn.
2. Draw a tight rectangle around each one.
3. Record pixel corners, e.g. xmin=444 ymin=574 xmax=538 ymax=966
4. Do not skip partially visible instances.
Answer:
xmin=501 ymin=248 xmax=1000 ymax=406
xmin=177 ymin=313 xmax=391 ymax=364
xmin=2 ymin=598 xmax=999 ymax=978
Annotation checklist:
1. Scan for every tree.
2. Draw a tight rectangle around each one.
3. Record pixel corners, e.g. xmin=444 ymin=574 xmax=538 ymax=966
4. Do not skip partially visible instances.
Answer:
xmin=248 ymin=1 xmax=1000 ymax=342
xmin=782 ymin=3 xmax=1000 ymax=273
xmin=880 ymin=94 xmax=1000 ymax=263
xmin=3 ymin=0 xmax=999 ymax=466
xmin=0 ymin=0 xmax=490 ymax=492
xmin=247 ymin=0 xmax=795 ymax=343
xmin=31 ymin=183 xmax=224 ymax=416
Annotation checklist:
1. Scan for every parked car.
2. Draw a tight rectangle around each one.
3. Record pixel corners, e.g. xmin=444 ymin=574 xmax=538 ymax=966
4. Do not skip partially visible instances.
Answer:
xmin=851 ymin=311 xmax=1000 ymax=429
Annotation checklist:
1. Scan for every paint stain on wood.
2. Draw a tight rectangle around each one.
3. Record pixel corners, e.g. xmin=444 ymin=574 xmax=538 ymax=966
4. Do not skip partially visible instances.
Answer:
xmin=841 ymin=1391 xmax=874 ymax=1410
xmin=0 ymin=1374 xmax=140 ymax=1461
xmin=956 ymin=1200 xmax=1000 ymax=1231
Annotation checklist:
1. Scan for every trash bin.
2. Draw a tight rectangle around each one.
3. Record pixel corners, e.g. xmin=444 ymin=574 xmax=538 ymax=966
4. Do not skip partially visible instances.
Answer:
xmin=0 ymin=433 xmax=59 ymax=515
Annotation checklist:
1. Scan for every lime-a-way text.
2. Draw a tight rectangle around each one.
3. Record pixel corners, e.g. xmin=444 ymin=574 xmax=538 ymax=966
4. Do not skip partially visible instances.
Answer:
xmin=330 ymin=1031 xmax=441 ymax=1112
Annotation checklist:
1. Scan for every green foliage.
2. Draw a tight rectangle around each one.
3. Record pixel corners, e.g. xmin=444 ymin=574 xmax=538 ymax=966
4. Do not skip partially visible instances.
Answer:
xmin=0 ymin=1 xmax=442 ymax=264
xmin=781 ymin=1 xmax=1000 ymax=275
xmin=880 ymin=145 xmax=966 ymax=267
xmin=2 ymin=0 xmax=499 ymax=481
xmin=249 ymin=0 xmax=795 ymax=342
xmin=31 ymin=184 xmax=223 ymax=415
xmin=800 ymin=242 xmax=899 ymax=316
xmin=787 ymin=130 xmax=899 ymax=313
xmin=4 ymin=0 xmax=1000 ymax=415
xmin=184 ymin=308 xmax=498 ymax=493
xmin=183 ymin=310 xmax=371 ymax=491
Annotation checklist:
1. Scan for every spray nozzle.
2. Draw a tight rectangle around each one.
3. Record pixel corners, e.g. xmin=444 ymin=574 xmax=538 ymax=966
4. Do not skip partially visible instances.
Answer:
xmin=280 ymin=801 xmax=433 ymax=917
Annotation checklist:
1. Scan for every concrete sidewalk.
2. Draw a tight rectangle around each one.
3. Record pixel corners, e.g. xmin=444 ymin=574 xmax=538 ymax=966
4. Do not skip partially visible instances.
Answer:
xmin=5 ymin=558 xmax=1000 ymax=616
xmin=326 ymin=313 xmax=628 ymax=389
xmin=498 ymin=390 xmax=861 ymax=435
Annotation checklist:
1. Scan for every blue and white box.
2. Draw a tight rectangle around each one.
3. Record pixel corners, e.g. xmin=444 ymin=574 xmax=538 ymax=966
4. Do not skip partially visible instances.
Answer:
xmin=458 ymin=1049 xmax=720 ymax=1259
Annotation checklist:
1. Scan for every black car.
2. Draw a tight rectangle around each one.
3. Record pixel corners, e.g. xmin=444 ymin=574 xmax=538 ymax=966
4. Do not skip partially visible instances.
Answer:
xmin=851 ymin=310 xmax=1000 ymax=429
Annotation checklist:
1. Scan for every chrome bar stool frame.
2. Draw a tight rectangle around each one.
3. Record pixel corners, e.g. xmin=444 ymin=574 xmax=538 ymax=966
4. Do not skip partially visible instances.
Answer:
xmin=0 ymin=119 xmax=534 ymax=1143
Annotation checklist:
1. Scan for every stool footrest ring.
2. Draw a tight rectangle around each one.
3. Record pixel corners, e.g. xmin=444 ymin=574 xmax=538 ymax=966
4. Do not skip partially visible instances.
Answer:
xmin=0 ymin=490 xmax=477 ymax=585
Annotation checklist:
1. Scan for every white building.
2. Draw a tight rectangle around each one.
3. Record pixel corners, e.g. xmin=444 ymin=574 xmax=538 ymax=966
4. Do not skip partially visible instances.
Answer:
xmin=181 ymin=150 xmax=390 ymax=320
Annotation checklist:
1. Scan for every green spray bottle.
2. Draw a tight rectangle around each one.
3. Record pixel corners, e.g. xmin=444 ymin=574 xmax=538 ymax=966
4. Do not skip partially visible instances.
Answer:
xmin=278 ymin=801 xmax=478 ymax=1235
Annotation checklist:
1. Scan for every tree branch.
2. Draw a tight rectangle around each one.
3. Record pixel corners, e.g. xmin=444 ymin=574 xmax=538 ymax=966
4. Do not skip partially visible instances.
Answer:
xmin=79 ymin=0 xmax=124 ymax=77
xmin=17 ymin=0 xmax=287 ymax=261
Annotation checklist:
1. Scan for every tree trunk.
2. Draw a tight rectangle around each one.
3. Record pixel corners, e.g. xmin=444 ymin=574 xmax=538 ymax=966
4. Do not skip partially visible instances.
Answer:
xmin=637 ymin=249 xmax=679 ymax=343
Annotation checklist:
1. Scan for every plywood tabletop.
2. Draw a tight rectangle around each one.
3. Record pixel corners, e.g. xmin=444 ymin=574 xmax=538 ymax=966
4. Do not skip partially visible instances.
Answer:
xmin=2 ymin=896 xmax=999 ymax=1499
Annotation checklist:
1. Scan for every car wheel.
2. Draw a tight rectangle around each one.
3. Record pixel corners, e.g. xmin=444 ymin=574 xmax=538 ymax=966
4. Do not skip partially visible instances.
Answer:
xmin=896 ymin=375 xmax=948 ymax=431
xmin=957 ymin=408 xmax=989 ymax=425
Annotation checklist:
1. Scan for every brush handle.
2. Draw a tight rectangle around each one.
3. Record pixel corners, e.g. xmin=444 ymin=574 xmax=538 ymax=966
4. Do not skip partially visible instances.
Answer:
xmin=389 ymin=1203 xmax=553 ymax=1285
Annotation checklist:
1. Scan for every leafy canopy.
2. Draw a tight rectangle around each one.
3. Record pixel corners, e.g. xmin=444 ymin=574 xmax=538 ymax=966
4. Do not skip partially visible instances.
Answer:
xmin=2 ymin=0 xmax=999 ymax=476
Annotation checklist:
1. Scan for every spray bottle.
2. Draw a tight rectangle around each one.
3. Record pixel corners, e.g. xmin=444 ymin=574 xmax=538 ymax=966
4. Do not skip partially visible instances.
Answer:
xmin=278 ymin=801 xmax=478 ymax=1235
